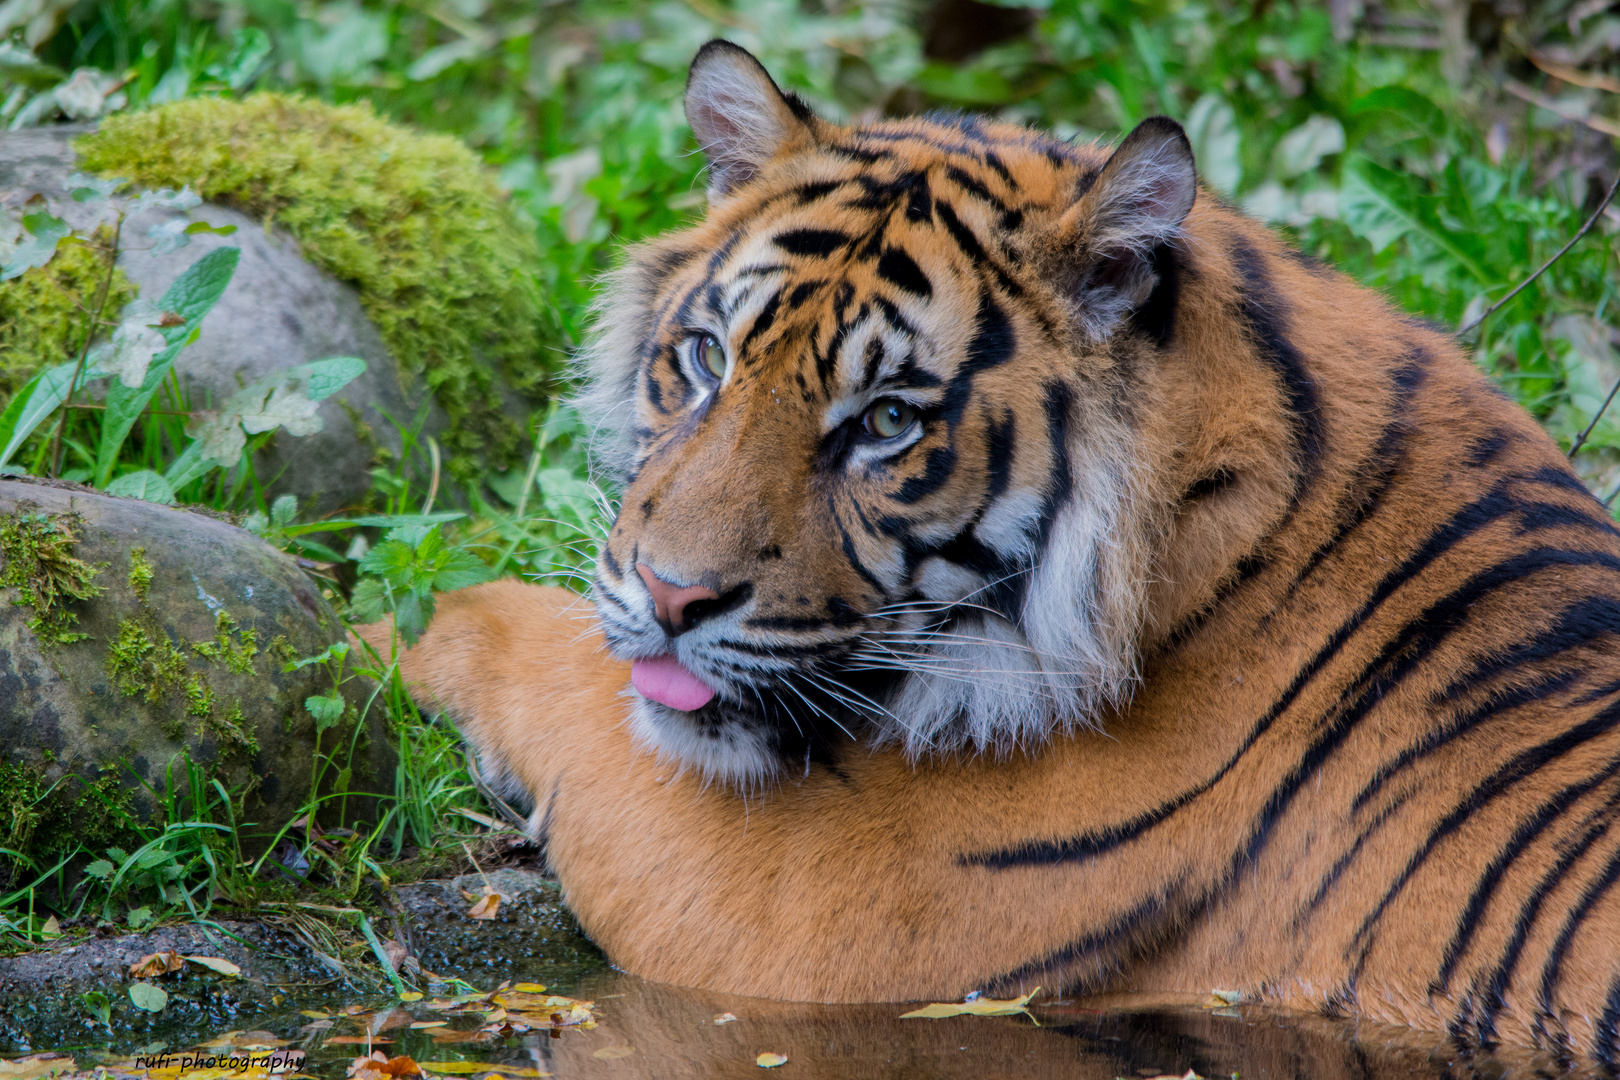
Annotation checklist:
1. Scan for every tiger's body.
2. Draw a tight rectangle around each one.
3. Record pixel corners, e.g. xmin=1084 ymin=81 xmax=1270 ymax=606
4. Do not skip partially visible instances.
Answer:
xmin=370 ymin=42 xmax=1620 ymax=1067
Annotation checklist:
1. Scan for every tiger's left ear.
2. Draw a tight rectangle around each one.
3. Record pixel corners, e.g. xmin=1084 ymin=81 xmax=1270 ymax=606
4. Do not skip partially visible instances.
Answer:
xmin=686 ymin=40 xmax=817 ymax=198
xmin=1059 ymin=116 xmax=1197 ymax=340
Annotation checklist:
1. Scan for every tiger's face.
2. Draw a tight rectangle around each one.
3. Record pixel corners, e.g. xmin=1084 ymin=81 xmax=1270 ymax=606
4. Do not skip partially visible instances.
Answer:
xmin=580 ymin=42 xmax=1198 ymax=784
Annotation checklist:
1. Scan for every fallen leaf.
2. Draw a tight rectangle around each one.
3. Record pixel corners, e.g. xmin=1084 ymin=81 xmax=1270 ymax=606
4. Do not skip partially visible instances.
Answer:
xmin=400 ymin=992 xmax=425 ymax=1002
xmin=756 ymin=1052 xmax=788 ymax=1068
xmin=38 ymin=916 xmax=60 ymax=939
xmin=128 ymin=983 xmax=167 ymax=1013
xmin=410 ymin=1022 xmax=448 ymax=1030
xmin=1203 ymin=989 xmax=1243 ymax=1007
xmin=129 ymin=950 xmax=184 ymax=978
xmin=371 ymin=1008 xmax=415 ymax=1033
xmin=0 ymin=1055 xmax=76 ymax=1080
xmin=466 ymin=890 xmax=500 ymax=921
xmin=185 ymin=955 xmax=242 ymax=977
xmin=510 ymin=983 xmax=546 ymax=994
xmin=301 ymin=1011 xmax=334 ymax=1020
xmin=592 ymin=1047 xmax=635 ymax=1060
xmin=429 ymin=1029 xmax=495 ymax=1045
xmin=714 ymin=1012 xmax=738 ymax=1025
xmin=326 ymin=1037 xmax=394 ymax=1046
xmin=900 ymin=986 xmax=1041 ymax=1020
xmin=418 ymin=1066 xmax=547 ymax=1078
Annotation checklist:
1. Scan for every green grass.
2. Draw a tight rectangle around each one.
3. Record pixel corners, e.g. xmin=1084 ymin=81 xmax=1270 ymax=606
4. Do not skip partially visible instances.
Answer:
xmin=2 ymin=0 xmax=1618 ymax=978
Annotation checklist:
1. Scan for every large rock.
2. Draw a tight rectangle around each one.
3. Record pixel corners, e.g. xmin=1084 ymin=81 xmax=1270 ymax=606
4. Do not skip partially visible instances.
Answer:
xmin=0 ymin=477 xmax=394 ymax=853
xmin=0 ymin=126 xmax=445 ymax=516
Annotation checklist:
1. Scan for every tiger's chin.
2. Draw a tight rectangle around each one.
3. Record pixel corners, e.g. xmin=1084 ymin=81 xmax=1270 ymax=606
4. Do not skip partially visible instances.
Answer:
xmin=627 ymin=695 xmax=783 ymax=789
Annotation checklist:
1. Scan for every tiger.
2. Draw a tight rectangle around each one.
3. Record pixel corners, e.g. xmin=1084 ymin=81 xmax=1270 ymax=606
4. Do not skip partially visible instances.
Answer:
xmin=362 ymin=40 xmax=1620 ymax=1068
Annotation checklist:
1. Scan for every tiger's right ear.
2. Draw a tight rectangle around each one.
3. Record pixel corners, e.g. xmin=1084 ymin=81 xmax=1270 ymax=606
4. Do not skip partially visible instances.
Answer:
xmin=686 ymin=40 xmax=816 ymax=198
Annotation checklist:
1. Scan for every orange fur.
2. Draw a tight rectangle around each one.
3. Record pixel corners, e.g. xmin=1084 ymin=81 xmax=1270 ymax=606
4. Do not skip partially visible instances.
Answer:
xmin=359 ymin=45 xmax=1620 ymax=1068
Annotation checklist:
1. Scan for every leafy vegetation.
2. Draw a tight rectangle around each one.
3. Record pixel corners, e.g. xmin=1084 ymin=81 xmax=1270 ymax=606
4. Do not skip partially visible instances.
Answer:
xmin=2 ymin=0 xmax=1618 ymax=988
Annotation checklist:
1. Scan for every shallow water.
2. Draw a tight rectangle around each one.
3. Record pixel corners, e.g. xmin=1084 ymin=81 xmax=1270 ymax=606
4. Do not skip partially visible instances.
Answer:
xmin=0 ymin=878 xmax=1584 ymax=1079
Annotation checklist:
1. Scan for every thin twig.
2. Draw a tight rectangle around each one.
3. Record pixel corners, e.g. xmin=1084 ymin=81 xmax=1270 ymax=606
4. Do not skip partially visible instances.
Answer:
xmin=1458 ymin=168 xmax=1620 ymax=337
xmin=422 ymin=436 xmax=442 ymax=516
xmin=49 ymin=212 xmax=123 ymax=476
xmin=1528 ymin=52 xmax=1620 ymax=94
xmin=1569 ymin=376 xmax=1620 ymax=458
xmin=1503 ymin=78 xmax=1620 ymax=138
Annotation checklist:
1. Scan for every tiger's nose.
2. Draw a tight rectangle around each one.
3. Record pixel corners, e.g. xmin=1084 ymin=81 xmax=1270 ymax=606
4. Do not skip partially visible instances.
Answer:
xmin=637 ymin=563 xmax=722 ymax=635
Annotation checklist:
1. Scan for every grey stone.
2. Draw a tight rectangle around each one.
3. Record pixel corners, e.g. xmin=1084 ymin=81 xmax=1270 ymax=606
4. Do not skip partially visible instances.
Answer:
xmin=0 ymin=476 xmax=395 ymax=847
xmin=0 ymin=126 xmax=445 ymax=516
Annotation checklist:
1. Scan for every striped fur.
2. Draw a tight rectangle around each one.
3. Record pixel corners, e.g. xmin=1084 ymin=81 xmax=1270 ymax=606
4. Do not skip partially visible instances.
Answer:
xmin=363 ymin=42 xmax=1620 ymax=1065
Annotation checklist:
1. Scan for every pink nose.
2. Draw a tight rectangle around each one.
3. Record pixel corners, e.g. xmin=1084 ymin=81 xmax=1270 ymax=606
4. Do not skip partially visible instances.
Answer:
xmin=636 ymin=563 xmax=721 ymax=634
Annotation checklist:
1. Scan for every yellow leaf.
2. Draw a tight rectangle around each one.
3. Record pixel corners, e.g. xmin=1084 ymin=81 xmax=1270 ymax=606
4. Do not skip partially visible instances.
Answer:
xmin=899 ymin=987 xmax=1041 ymax=1020
xmin=591 ymin=1047 xmax=634 ymax=1060
xmin=38 ymin=917 xmax=60 ymax=939
xmin=400 ymin=992 xmax=425 ymax=1002
xmin=509 ymin=983 xmax=546 ymax=994
xmin=185 ymin=955 xmax=242 ymax=976
xmin=301 ymin=1011 xmax=333 ymax=1020
xmin=755 ymin=1052 xmax=788 ymax=1068
xmin=466 ymin=892 xmax=499 ymax=920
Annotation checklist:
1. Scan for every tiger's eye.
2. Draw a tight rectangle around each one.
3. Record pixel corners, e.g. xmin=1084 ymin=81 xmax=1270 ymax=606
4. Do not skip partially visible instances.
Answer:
xmin=864 ymin=400 xmax=917 ymax=439
xmin=698 ymin=334 xmax=727 ymax=379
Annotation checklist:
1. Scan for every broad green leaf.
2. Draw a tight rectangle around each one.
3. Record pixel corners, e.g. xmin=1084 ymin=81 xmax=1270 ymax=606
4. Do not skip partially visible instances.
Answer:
xmin=162 ymin=442 xmax=219 ymax=492
xmin=95 ymin=247 xmax=241 ymax=486
xmin=211 ymin=28 xmax=272 ymax=91
xmin=104 ymin=470 xmax=177 ymax=505
xmin=125 ymin=906 xmax=153 ymax=928
xmin=100 ymin=319 xmax=167 ymax=389
xmin=184 ymin=220 xmax=238 ymax=237
xmin=346 ymin=512 xmax=465 ymax=527
xmin=347 ymin=579 xmax=389 ymax=625
xmin=1340 ymin=157 xmax=1488 ymax=282
xmin=0 ymin=360 xmax=104 ymax=469
xmin=128 ymin=983 xmax=167 ymax=1013
xmin=1184 ymin=94 xmax=1241 ymax=195
xmin=239 ymin=381 xmax=322 ymax=436
xmin=1349 ymin=86 xmax=1446 ymax=139
xmin=83 ymin=859 xmax=115 ymax=879
xmin=183 ymin=412 xmax=247 ymax=468
xmin=305 ymin=693 xmax=346 ymax=729
xmin=297 ymin=356 xmax=367 ymax=400
xmin=1 ymin=210 xmax=69 ymax=281
xmin=900 ymin=987 xmax=1041 ymax=1019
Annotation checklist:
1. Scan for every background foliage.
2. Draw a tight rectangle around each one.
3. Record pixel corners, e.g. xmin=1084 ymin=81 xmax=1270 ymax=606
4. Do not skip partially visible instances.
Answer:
xmin=2 ymin=0 xmax=1619 ymax=956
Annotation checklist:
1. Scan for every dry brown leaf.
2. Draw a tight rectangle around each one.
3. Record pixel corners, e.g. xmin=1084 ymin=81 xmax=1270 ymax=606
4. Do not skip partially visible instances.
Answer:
xmin=466 ymin=890 xmax=500 ymax=921
xmin=129 ymin=950 xmax=184 ymax=978
xmin=184 ymin=955 xmax=242 ymax=977
xmin=430 ymin=1029 xmax=496 ymax=1045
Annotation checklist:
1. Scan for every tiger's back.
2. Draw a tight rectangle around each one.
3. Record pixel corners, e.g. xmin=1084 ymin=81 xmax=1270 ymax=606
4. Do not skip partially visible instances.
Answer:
xmin=372 ymin=41 xmax=1620 ymax=1068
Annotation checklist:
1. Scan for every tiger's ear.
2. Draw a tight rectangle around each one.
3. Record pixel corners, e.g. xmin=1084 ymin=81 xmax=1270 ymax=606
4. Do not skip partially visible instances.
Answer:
xmin=686 ymin=40 xmax=815 ymax=197
xmin=1059 ymin=116 xmax=1197 ymax=340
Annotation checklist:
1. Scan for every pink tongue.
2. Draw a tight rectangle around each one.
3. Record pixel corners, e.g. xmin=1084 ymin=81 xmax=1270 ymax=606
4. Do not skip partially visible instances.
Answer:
xmin=631 ymin=654 xmax=716 ymax=712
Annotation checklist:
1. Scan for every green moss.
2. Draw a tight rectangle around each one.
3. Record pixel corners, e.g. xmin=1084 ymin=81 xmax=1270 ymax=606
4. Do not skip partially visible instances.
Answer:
xmin=106 ymin=617 xmax=188 ymax=703
xmin=0 ymin=759 xmax=137 ymax=885
xmin=0 ymin=232 xmax=136 ymax=400
xmin=0 ymin=509 xmax=106 ymax=645
xmin=127 ymin=547 xmax=153 ymax=603
xmin=184 ymin=674 xmax=213 ymax=719
xmin=76 ymin=94 xmax=550 ymax=471
xmin=206 ymin=701 xmax=259 ymax=759
xmin=192 ymin=609 xmax=258 ymax=674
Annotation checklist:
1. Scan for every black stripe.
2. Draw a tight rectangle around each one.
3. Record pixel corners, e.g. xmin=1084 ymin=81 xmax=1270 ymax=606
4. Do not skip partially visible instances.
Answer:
xmin=1595 ymin=975 xmax=1620 ymax=1069
xmin=940 ymin=293 xmax=1015 ymax=427
xmin=986 ymin=409 xmax=1015 ymax=501
xmin=740 ymin=290 xmax=781 ymax=352
xmin=1033 ymin=380 xmax=1073 ymax=551
xmin=1350 ymin=694 xmax=1620 ymax=966
xmin=876 ymin=247 xmax=933 ymax=298
xmin=1470 ymin=802 xmax=1618 ymax=1047
xmin=1433 ymin=756 xmax=1620 ymax=994
xmin=793 ymin=181 xmax=842 ymax=205
xmin=895 ymin=446 xmax=957 ymax=504
xmin=775 ymin=229 xmax=851 ymax=257
xmin=963 ymin=476 xmax=1550 ymax=870
xmin=1434 ymin=597 xmax=1620 ymax=707
xmin=1538 ymin=842 xmax=1620 ymax=1031
xmin=946 ymin=165 xmax=1011 ymax=212
xmin=786 ymin=280 xmax=824 ymax=310
xmin=1293 ymin=786 xmax=1414 ymax=930
xmin=934 ymin=200 xmax=1024 ymax=297
xmin=1228 ymin=236 xmax=1324 ymax=520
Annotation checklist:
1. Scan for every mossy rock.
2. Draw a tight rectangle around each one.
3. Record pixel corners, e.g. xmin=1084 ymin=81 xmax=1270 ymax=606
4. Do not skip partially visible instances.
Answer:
xmin=0 ymin=476 xmax=394 ymax=860
xmin=76 ymin=95 xmax=550 ymax=474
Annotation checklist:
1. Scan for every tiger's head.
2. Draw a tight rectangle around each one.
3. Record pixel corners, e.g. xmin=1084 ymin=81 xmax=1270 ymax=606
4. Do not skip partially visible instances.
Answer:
xmin=580 ymin=41 xmax=1212 ymax=785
